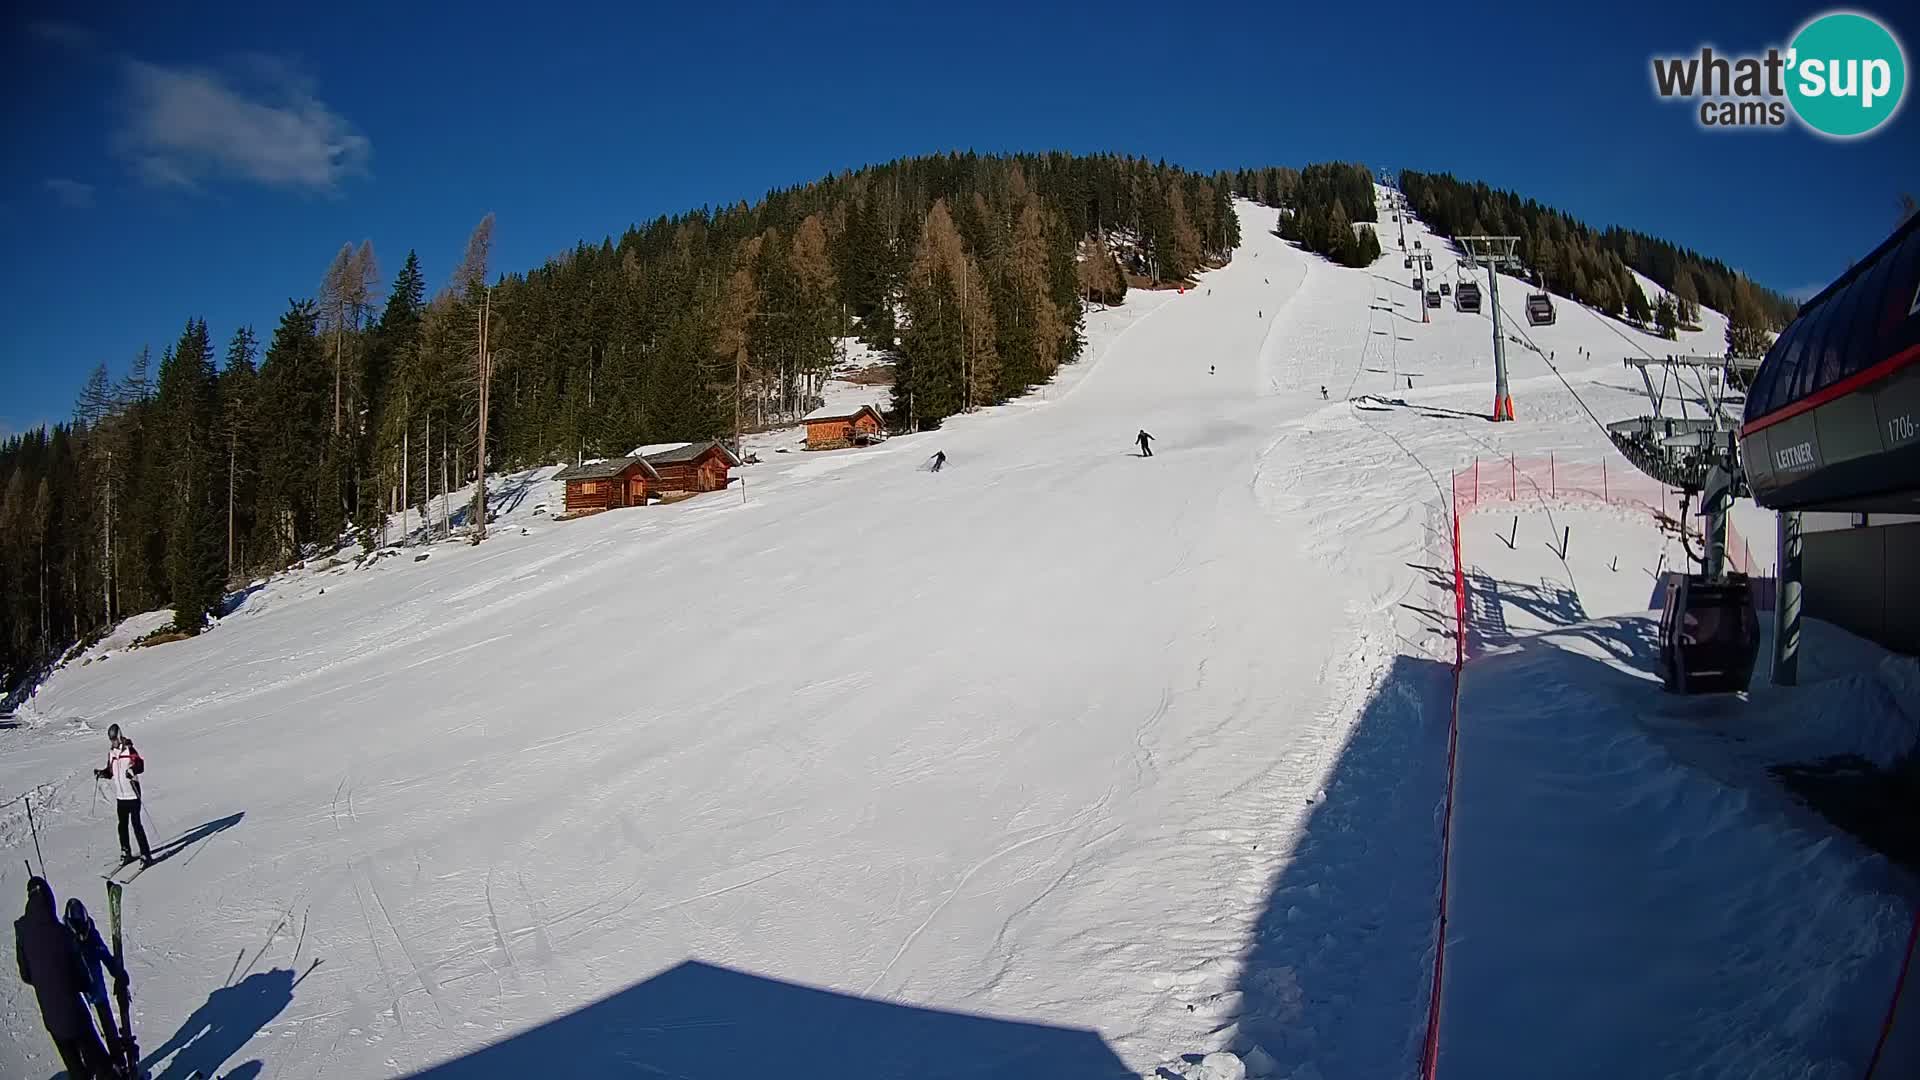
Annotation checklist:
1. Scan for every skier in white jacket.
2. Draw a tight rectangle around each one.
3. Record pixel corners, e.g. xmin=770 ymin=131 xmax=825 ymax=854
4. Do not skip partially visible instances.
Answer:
xmin=93 ymin=725 xmax=151 ymax=866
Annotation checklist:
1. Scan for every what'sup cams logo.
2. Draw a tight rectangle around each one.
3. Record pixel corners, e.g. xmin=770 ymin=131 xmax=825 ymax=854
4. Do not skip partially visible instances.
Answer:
xmin=1651 ymin=10 xmax=1907 ymax=137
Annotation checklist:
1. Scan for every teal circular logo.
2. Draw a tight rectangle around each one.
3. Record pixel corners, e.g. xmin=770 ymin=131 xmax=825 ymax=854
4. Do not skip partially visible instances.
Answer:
xmin=1787 ymin=12 xmax=1906 ymax=137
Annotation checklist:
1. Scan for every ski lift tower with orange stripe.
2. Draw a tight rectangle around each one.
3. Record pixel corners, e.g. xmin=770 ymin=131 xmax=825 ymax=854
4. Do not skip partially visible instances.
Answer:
xmin=1457 ymin=235 xmax=1523 ymax=421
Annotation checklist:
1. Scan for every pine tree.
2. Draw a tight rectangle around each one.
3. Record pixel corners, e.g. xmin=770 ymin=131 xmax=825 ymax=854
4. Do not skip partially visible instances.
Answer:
xmin=1673 ymin=271 xmax=1701 ymax=327
xmin=219 ymin=327 xmax=261 ymax=574
xmin=155 ymin=320 xmax=223 ymax=632
xmin=360 ymin=251 xmax=426 ymax=548
xmin=1361 ymin=225 xmax=1383 ymax=265
xmin=897 ymin=199 xmax=982 ymax=425
xmin=1166 ymin=182 xmax=1202 ymax=278
xmin=1653 ymin=293 xmax=1678 ymax=339
xmin=256 ymin=301 xmax=328 ymax=562
xmin=1624 ymin=275 xmax=1653 ymax=324
xmin=1326 ymin=199 xmax=1359 ymax=266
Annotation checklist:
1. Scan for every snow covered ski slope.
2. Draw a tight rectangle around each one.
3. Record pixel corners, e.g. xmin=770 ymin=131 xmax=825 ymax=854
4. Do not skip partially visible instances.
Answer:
xmin=1440 ymin=509 xmax=1920 ymax=1079
xmin=3 ymin=194 xmax=1911 ymax=1079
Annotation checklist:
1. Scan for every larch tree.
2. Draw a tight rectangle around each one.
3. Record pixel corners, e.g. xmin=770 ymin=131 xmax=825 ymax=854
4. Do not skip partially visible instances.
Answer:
xmin=1725 ymin=277 xmax=1772 ymax=357
xmin=789 ymin=213 xmax=840 ymax=410
xmin=1077 ymin=232 xmax=1127 ymax=306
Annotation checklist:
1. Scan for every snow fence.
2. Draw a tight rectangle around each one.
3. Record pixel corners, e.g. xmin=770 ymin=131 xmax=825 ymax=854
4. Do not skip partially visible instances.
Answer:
xmin=1423 ymin=455 xmax=1920 ymax=1079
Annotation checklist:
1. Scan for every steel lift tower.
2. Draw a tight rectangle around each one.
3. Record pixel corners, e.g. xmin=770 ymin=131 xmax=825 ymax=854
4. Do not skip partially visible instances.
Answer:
xmin=1456 ymin=235 xmax=1522 ymax=421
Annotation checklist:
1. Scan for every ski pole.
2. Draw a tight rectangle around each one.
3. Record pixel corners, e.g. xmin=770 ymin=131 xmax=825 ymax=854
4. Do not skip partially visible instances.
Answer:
xmin=25 ymin=793 xmax=47 ymax=877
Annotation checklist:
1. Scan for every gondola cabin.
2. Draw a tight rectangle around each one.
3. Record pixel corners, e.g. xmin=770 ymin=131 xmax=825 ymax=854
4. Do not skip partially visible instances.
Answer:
xmin=1656 ymin=572 xmax=1761 ymax=694
xmin=1426 ymin=289 xmax=1442 ymax=309
xmin=642 ymin=440 xmax=741 ymax=493
xmin=1423 ymin=255 xmax=1434 ymax=271
xmin=1455 ymin=281 xmax=1482 ymax=312
xmin=554 ymin=457 xmax=658 ymax=514
xmin=1525 ymin=292 xmax=1556 ymax=326
xmin=1440 ymin=282 xmax=1452 ymax=296
xmin=1738 ymin=210 xmax=1920 ymax=656
xmin=804 ymin=404 xmax=887 ymax=450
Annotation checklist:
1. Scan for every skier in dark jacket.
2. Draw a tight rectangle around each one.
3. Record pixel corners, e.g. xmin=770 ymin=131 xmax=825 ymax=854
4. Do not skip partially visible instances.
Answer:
xmin=15 ymin=877 xmax=115 ymax=1079
xmin=1136 ymin=430 xmax=1155 ymax=458
xmin=65 ymin=898 xmax=126 ymax=1067
xmin=929 ymin=451 xmax=946 ymax=473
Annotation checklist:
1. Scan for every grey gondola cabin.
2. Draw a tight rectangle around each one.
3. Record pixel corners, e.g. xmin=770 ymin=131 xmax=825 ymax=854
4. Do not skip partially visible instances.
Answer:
xmin=554 ymin=457 xmax=659 ymax=514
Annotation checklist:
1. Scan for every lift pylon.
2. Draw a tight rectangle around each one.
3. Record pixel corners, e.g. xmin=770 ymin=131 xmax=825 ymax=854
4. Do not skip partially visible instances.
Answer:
xmin=1456 ymin=236 xmax=1521 ymax=420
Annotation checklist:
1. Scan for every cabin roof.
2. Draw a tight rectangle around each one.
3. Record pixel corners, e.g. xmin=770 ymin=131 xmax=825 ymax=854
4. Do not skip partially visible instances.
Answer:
xmin=553 ymin=457 xmax=658 ymax=482
xmin=643 ymin=439 xmax=742 ymax=468
xmin=802 ymin=403 xmax=884 ymax=424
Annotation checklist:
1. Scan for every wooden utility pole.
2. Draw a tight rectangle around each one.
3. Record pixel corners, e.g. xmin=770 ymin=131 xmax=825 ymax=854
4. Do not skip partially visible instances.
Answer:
xmin=471 ymin=291 xmax=492 ymax=543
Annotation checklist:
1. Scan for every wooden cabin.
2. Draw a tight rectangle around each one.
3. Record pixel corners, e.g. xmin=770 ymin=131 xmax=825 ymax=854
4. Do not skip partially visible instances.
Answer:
xmin=642 ymin=441 xmax=741 ymax=494
xmin=803 ymin=404 xmax=886 ymax=450
xmin=553 ymin=457 xmax=658 ymax=514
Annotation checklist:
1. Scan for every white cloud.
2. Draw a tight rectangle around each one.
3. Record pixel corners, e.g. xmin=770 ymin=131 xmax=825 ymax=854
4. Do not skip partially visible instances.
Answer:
xmin=43 ymin=178 xmax=95 ymax=208
xmin=28 ymin=20 xmax=95 ymax=49
xmin=116 ymin=58 xmax=370 ymax=193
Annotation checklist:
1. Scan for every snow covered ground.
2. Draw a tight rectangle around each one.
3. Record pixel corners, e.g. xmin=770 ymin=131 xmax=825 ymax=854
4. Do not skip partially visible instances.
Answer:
xmin=1441 ymin=517 xmax=1920 ymax=1078
xmin=2 ymin=194 xmax=1912 ymax=1080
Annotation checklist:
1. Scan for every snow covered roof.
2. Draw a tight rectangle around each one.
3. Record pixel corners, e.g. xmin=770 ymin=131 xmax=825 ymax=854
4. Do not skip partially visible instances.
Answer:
xmin=803 ymin=402 xmax=884 ymax=424
xmin=553 ymin=457 xmax=657 ymax=482
xmin=643 ymin=440 xmax=742 ymax=468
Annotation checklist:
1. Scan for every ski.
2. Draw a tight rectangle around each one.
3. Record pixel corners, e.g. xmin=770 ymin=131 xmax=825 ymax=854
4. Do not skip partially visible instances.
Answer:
xmin=106 ymin=858 xmax=151 ymax=885
xmin=105 ymin=880 xmax=143 ymax=1077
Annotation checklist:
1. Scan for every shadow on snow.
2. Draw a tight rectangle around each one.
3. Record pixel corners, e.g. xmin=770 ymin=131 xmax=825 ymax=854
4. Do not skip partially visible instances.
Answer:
xmin=1205 ymin=655 xmax=1453 ymax=1078
xmin=48 ymin=967 xmax=295 ymax=1080
xmin=148 ymin=812 xmax=245 ymax=868
xmin=403 ymin=959 xmax=1132 ymax=1079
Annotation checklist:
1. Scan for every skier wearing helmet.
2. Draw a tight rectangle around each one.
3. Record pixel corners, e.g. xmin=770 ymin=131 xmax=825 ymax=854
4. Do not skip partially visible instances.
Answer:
xmin=94 ymin=725 xmax=151 ymax=867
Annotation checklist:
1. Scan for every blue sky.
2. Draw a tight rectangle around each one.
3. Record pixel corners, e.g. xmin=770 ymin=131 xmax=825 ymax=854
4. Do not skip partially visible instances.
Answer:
xmin=2 ymin=0 xmax=1915 ymax=437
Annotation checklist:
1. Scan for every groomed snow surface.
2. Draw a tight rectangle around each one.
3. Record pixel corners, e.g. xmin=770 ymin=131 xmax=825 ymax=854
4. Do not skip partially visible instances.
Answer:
xmin=2 ymin=196 xmax=1915 ymax=1079
xmin=1442 ymin=509 xmax=1920 ymax=1078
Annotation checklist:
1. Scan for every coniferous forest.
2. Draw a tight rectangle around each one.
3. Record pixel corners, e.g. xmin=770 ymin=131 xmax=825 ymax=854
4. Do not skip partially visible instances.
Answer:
xmin=1231 ymin=163 xmax=1385 ymax=269
xmin=0 ymin=152 xmax=1244 ymax=692
xmin=0 ymin=152 xmax=1809 ymax=695
xmin=1396 ymin=170 xmax=1796 ymax=350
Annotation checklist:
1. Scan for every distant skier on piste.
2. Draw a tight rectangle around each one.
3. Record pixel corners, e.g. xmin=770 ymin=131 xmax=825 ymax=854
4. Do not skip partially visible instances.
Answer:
xmin=1136 ymin=430 xmax=1155 ymax=458
xmin=15 ymin=877 xmax=117 ymax=1079
xmin=930 ymin=451 xmax=946 ymax=473
xmin=95 ymin=725 xmax=151 ymax=868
